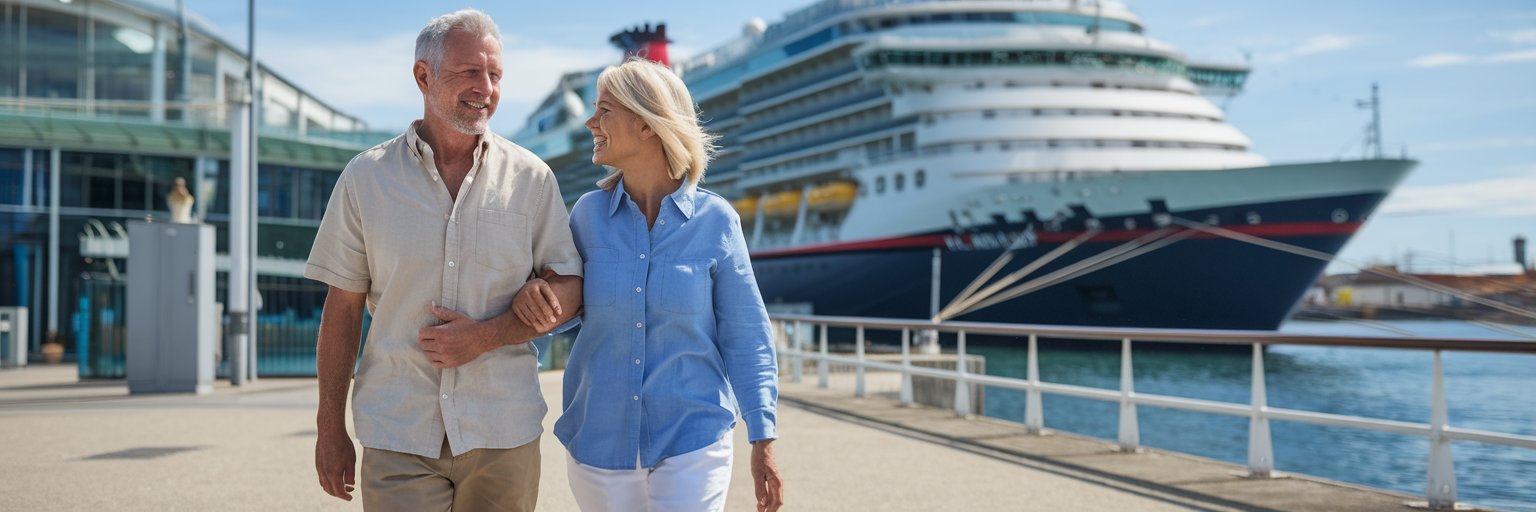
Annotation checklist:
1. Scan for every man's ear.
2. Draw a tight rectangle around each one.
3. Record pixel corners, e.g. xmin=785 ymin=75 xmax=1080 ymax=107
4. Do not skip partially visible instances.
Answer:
xmin=413 ymin=61 xmax=432 ymax=94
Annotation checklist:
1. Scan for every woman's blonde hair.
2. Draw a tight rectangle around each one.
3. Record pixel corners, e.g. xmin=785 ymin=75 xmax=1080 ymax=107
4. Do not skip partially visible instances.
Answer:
xmin=595 ymin=58 xmax=718 ymax=191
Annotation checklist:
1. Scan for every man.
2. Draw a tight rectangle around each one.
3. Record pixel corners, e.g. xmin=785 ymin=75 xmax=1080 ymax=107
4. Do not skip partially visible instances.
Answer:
xmin=304 ymin=9 xmax=581 ymax=511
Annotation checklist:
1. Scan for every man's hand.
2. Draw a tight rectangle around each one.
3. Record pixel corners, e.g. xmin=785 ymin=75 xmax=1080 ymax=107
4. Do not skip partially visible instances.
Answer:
xmin=751 ymin=439 xmax=784 ymax=512
xmin=418 ymin=302 xmax=495 ymax=368
xmin=513 ymin=275 xmax=561 ymax=333
xmin=315 ymin=429 xmax=356 ymax=501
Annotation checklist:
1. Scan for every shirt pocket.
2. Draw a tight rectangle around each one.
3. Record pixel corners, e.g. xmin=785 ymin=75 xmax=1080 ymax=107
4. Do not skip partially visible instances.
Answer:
xmin=657 ymin=258 xmax=714 ymax=315
xmin=475 ymin=208 xmax=531 ymax=274
xmin=581 ymin=247 xmax=622 ymax=307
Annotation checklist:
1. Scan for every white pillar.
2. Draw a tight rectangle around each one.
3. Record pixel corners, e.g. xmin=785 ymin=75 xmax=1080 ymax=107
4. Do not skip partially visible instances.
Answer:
xmin=854 ymin=325 xmax=865 ymax=398
xmin=816 ymin=323 xmax=828 ymax=389
xmin=1117 ymin=338 xmax=1139 ymax=451
xmin=1426 ymin=350 xmax=1457 ymax=508
xmin=1248 ymin=342 xmax=1274 ymax=477
xmin=1025 ymin=334 xmax=1043 ymax=433
xmin=953 ymin=331 xmax=970 ymax=417
xmin=229 ymin=97 xmax=250 ymax=386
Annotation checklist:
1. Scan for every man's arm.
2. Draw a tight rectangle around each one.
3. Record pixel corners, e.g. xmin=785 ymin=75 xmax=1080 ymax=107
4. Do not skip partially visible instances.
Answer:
xmin=419 ymin=273 xmax=582 ymax=368
xmin=315 ymin=286 xmax=366 ymax=501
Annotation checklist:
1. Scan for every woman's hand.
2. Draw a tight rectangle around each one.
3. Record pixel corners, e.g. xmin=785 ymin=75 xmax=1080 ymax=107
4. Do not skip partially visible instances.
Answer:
xmin=513 ymin=276 xmax=562 ymax=332
xmin=751 ymin=439 xmax=784 ymax=512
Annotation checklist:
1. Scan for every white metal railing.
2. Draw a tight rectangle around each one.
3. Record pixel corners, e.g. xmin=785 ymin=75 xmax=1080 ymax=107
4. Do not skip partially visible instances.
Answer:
xmin=769 ymin=313 xmax=1536 ymax=510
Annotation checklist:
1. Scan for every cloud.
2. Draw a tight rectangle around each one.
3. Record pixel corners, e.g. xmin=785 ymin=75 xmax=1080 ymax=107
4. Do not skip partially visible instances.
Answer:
xmin=1180 ymin=15 xmax=1228 ymax=30
xmin=1484 ymin=48 xmax=1536 ymax=63
xmin=1407 ymin=53 xmax=1473 ymax=68
xmin=1407 ymin=47 xmax=1536 ymax=69
xmin=1257 ymin=34 xmax=1358 ymax=63
xmin=1489 ymin=28 xmax=1536 ymax=44
xmin=1292 ymin=35 xmax=1357 ymax=56
xmin=1419 ymin=137 xmax=1536 ymax=152
xmin=1380 ymin=176 xmax=1536 ymax=217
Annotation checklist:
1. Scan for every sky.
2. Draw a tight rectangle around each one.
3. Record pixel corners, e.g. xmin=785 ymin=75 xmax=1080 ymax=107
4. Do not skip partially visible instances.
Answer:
xmin=175 ymin=0 xmax=1536 ymax=275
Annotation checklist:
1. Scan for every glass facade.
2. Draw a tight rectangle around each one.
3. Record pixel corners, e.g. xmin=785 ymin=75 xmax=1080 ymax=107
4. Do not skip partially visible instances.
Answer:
xmin=0 ymin=1 xmax=383 ymax=378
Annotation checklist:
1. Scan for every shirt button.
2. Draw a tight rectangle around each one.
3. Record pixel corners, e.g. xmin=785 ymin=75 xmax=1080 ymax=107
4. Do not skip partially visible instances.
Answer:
xmin=432 ymin=175 xmax=439 ymax=182
xmin=441 ymin=394 xmax=448 ymax=400
xmin=639 ymin=253 xmax=646 ymax=259
xmin=635 ymin=322 xmax=643 ymax=328
xmin=443 ymin=214 xmax=449 ymax=220
xmin=448 ymin=261 xmax=456 ymax=268
xmin=659 ymin=219 xmax=666 ymax=225
xmin=632 ymin=395 xmax=639 ymax=401
xmin=634 ymin=287 xmax=642 ymax=293
xmin=634 ymin=359 xmax=641 ymax=365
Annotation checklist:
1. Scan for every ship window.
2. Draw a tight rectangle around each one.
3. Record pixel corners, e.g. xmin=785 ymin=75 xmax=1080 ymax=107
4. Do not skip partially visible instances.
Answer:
xmin=894 ymin=173 xmax=905 ymax=192
xmin=915 ymin=170 xmax=926 ymax=189
xmin=875 ymin=176 xmax=886 ymax=194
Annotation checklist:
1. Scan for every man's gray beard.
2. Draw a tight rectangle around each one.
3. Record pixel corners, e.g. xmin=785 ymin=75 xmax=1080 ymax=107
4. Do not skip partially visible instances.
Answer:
xmin=449 ymin=115 xmax=487 ymax=136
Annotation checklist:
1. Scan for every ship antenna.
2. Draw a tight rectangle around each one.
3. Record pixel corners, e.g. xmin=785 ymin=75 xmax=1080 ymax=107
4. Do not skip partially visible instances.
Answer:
xmin=1355 ymin=82 xmax=1383 ymax=159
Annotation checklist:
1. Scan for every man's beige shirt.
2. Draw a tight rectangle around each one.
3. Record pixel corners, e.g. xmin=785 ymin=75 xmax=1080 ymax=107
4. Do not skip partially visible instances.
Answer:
xmin=305 ymin=121 xmax=582 ymax=458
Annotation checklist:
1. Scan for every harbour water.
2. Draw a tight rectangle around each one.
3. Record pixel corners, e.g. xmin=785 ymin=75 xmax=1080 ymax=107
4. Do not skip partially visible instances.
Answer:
xmin=972 ymin=320 xmax=1536 ymax=511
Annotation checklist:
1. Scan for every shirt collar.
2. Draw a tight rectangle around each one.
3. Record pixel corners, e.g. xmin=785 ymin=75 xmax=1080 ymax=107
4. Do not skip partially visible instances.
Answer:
xmin=405 ymin=120 xmax=491 ymax=172
xmin=608 ymin=178 xmax=698 ymax=219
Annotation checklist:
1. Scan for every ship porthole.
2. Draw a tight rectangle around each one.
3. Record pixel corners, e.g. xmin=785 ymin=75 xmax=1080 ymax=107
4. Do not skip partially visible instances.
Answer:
xmin=1331 ymin=209 xmax=1349 ymax=223
xmin=1246 ymin=212 xmax=1261 ymax=225
xmin=876 ymin=176 xmax=886 ymax=194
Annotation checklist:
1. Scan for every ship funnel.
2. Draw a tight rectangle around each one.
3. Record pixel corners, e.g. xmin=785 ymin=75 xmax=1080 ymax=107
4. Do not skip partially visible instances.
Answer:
xmin=610 ymin=22 xmax=671 ymax=66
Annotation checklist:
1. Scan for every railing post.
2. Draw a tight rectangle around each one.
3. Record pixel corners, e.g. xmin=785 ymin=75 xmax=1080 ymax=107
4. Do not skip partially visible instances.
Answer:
xmin=854 ymin=325 xmax=866 ymax=398
xmin=1248 ymin=342 xmax=1274 ymax=478
xmin=954 ymin=331 xmax=971 ymax=417
xmin=900 ymin=328 xmax=913 ymax=406
xmin=791 ymin=320 xmax=804 ymax=383
xmin=1025 ymin=334 xmax=1044 ymax=434
xmin=817 ymin=323 xmax=829 ymax=389
xmin=1426 ymin=349 xmax=1457 ymax=509
xmin=1117 ymin=338 xmax=1139 ymax=451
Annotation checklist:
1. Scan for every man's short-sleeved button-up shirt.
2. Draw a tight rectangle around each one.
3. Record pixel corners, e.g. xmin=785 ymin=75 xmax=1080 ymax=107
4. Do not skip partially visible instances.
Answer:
xmin=305 ymin=121 xmax=582 ymax=458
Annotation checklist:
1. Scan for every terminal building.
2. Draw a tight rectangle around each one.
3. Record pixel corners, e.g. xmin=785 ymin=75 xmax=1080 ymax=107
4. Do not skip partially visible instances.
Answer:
xmin=0 ymin=0 xmax=390 ymax=376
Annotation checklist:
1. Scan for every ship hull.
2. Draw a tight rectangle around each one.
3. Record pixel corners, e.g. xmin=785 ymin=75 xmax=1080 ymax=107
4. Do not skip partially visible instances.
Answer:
xmin=752 ymin=191 xmax=1387 ymax=331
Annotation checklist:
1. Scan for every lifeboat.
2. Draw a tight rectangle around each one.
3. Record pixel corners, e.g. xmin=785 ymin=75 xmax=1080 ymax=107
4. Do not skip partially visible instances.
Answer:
xmin=732 ymin=195 xmax=759 ymax=220
xmin=760 ymin=190 xmax=802 ymax=217
xmin=806 ymin=181 xmax=857 ymax=212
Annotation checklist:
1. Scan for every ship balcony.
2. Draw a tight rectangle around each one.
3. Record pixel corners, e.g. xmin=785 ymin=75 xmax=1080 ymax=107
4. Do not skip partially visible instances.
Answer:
xmin=738 ymin=148 xmax=869 ymax=190
xmin=889 ymin=86 xmax=1225 ymax=121
xmin=740 ymin=62 xmax=860 ymax=108
xmin=739 ymin=89 xmax=887 ymax=137
xmin=917 ymin=116 xmax=1251 ymax=149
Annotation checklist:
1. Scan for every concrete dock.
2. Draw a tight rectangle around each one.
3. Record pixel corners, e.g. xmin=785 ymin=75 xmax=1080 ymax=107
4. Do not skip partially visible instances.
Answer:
xmin=0 ymin=365 xmax=1454 ymax=511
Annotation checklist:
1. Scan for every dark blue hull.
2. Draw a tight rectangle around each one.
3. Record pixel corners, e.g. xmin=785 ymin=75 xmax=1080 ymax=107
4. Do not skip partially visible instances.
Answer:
xmin=752 ymin=192 xmax=1388 ymax=331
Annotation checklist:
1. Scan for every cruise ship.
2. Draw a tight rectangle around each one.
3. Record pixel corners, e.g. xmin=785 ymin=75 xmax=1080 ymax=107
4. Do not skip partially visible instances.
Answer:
xmin=513 ymin=0 xmax=1415 ymax=330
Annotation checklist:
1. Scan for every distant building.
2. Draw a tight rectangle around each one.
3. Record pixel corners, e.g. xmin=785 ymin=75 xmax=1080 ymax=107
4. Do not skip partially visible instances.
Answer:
xmin=0 ymin=0 xmax=391 ymax=377
xmin=1329 ymin=265 xmax=1533 ymax=308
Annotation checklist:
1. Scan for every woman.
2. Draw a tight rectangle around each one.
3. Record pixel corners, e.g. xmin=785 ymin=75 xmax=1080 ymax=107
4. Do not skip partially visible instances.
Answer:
xmin=517 ymin=58 xmax=783 ymax=512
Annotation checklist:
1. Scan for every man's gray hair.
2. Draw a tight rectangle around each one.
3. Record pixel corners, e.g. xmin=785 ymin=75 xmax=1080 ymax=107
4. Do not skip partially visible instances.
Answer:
xmin=415 ymin=9 xmax=503 ymax=73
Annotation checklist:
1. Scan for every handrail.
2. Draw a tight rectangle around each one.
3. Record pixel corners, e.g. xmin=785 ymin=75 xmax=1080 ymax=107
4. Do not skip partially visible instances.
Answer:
xmin=770 ymin=312 xmax=1536 ymax=353
xmin=771 ymin=313 xmax=1536 ymax=509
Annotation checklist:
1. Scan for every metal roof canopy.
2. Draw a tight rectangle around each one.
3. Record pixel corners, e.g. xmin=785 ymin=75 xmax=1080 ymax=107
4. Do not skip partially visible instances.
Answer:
xmin=0 ymin=112 xmax=369 ymax=170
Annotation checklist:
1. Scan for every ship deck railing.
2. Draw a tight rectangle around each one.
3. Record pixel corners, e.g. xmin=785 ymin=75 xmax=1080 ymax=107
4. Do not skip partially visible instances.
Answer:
xmin=768 ymin=312 xmax=1536 ymax=510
